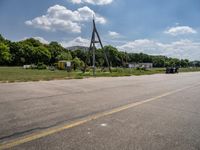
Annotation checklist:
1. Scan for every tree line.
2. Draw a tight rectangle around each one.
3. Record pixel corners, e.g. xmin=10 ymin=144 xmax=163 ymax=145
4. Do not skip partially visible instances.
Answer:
xmin=0 ymin=34 xmax=199 ymax=68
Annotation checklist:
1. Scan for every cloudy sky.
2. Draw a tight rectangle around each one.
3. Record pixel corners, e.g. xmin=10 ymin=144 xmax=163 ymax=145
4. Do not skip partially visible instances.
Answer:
xmin=1 ymin=0 xmax=200 ymax=60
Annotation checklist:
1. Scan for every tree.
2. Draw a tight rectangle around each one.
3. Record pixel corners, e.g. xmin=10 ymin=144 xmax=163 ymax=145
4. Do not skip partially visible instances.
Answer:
xmin=165 ymin=58 xmax=181 ymax=67
xmin=56 ymin=51 xmax=72 ymax=61
xmin=16 ymin=39 xmax=52 ymax=65
xmin=95 ymin=49 xmax=105 ymax=67
xmin=190 ymin=61 xmax=200 ymax=67
xmin=48 ymin=42 xmax=66 ymax=64
xmin=72 ymin=57 xmax=84 ymax=70
xmin=152 ymin=56 xmax=165 ymax=67
xmin=0 ymin=34 xmax=5 ymax=43
xmin=118 ymin=51 xmax=127 ymax=66
xmin=22 ymin=38 xmax=42 ymax=47
xmin=0 ymin=43 xmax=11 ymax=65
xmin=9 ymin=42 xmax=22 ymax=65
xmin=72 ymin=49 xmax=86 ymax=59
xmin=104 ymin=45 xmax=121 ymax=67
xmin=18 ymin=44 xmax=34 ymax=64
xmin=33 ymin=46 xmax=51 ymax=64
xmin=0 ymin=34 xmax=197 ymax=68
xmin=180 ymin=59 xmax=189 ymax=67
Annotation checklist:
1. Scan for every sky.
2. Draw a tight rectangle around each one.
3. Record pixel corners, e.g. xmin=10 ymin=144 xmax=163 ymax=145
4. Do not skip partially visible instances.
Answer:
xmin=0 ymin=0 xmax=200 ymax=60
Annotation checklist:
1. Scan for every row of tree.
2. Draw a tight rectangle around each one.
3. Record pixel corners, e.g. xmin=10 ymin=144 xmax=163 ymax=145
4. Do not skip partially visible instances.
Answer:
xmin=0 ymin=34 xmax=199 ymax=68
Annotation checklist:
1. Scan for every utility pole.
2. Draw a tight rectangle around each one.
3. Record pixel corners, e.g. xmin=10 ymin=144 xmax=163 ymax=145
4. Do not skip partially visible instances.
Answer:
xmin=88 ymin=18 xmax=111 ymax=76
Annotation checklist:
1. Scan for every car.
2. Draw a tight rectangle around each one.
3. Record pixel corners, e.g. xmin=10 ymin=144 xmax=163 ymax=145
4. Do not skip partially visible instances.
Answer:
xmin=166 ymin=67 xmax=179 ymax=74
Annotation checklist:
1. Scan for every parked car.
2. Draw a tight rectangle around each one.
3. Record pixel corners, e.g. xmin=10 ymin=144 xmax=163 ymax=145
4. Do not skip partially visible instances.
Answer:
xmin=166 ymin=67 xmax=179 ymax=74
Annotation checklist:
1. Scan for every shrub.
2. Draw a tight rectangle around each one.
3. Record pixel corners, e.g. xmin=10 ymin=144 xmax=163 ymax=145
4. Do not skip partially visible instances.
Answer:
xmin=37 ymin=62 xmax=47 ymax=70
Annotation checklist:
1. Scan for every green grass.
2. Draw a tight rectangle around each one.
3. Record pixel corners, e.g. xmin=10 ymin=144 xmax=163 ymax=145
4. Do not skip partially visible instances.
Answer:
xmin=82 ymin=68 xmax=165 ymax=77
xmin=0 ymin=67 xmax=82 ymax=82
xmin=179 ymin=67 xmax=200 ymax=72
xmin=0 ymin=67 xmax=199 ymax=82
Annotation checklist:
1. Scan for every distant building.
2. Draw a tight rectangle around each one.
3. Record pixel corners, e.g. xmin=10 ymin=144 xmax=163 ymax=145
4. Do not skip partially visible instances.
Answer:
xmin=67 ymin=46 xmax=89 ymax=51
xmin=128 ymin=63 xmax=153 ymax=69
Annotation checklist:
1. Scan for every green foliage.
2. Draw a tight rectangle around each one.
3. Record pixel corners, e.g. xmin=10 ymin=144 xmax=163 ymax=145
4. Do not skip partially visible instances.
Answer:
xmin=105 ymin=45 xmax=121 ymax=67
xmin=72 ymin=49 xmax=88 ymax=60
xmin=37 ymin=62 xmax=47 ymax=70
xmin=0 ymin=34 xmax=194 ymax=68
xmin=22 ymin=38 xmax=42 ymax=47
xmin=33 ymin=46 xmax=51 ymax=64
xmin=9 ymin=42 xmax=22 ymax=65
xmin=56 ymin=51 xmax=72 ymax=61
xmin=72 ymin=57 xmax=84 ymax=70
xmin=180 ymin=59 xmax=189 ymax=67
xmin=12 ymin=38 xmax=51 ymax=65
xmin=0 ymin=34 xmax=5 ymax=43
xmin=48 ymin=42 xmax=66 ymax=64
xmin=128 ymin=53 xmax=152 ymax=63
xmin=95 ymin=49 xmax=105 ymax=67
xmin=152 ymin=56 xmax=165 ymax=67
xmin=0 ymin=42 xmax=11 ymax=65
xmin=190 ymin=61 xmax=200 ymax=67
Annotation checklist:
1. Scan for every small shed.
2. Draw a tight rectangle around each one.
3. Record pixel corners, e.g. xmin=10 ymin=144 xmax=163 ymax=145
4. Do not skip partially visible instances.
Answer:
xmin=58 ymin=61 xmax=71 ymax=70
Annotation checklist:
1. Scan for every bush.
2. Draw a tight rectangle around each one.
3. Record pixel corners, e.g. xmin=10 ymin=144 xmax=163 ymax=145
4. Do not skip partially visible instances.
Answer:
xmin=72 ymin=57 xmax=85 ymax=70
xmin=37 ymin=62 xmax=47 ymax=70
xmin=30 ymin=64 xmax=37 ymax=69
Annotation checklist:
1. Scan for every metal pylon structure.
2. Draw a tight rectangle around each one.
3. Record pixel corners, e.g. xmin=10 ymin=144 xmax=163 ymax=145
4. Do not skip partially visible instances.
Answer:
xmin=87 ymin=18 xmax=111 ymax=76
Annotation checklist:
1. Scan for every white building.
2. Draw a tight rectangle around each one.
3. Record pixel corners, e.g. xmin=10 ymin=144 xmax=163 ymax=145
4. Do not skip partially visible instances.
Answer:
xmin=128 ymin=63 xmax=153 ymax=69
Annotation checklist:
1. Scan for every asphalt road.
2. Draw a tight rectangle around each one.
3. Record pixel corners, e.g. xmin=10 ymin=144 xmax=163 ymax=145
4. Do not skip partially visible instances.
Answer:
xmin=0 ymin=72 xmax=200 ymax=150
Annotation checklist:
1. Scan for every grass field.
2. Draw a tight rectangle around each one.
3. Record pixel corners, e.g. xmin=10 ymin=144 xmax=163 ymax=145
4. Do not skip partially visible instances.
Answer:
xmin=179 ymin=67 xmax=200 ymax=72
xmin=0 ymin=67 xmax=199 ymax=82
xmin=0 ymin=67 xmax=82 ymax=82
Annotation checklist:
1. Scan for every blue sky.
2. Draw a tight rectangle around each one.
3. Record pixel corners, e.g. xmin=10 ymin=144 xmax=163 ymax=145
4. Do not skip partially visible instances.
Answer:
xmin=1 ymin=0 xmax=200 ymax=60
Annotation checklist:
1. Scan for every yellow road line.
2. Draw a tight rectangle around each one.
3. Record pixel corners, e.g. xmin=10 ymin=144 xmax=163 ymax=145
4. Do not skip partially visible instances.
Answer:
xmin=0 ymin=84 xmax=198 ymax=150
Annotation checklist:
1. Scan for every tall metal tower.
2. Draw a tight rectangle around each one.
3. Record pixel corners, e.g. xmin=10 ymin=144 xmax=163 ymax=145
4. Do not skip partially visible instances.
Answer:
xmin=88 ymin=18 xmax=111 ymax=76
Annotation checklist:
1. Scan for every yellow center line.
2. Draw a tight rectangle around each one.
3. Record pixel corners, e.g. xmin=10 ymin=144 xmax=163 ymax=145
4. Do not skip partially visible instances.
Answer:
xmin=0 ymin=84 xmax=199 ymax=150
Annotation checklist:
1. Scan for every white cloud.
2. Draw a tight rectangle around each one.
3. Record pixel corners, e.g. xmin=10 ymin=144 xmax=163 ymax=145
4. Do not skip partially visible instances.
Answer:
xmin=117 ymin=39 xmax=200 ymax=60
xmin=70 ymin=0 xmax=82 ymax=4
xmin=25 ymin=5 xmax=106 ymax=33
xmin=164 ymin=26 xmax=197 ymax=36
xmin=117 ymin=39 xmax=164 ymax=55
xmin=108 ymin=31 xmax=120 ymax=38
xmin=61 ymin=37 xmax=90 ymax=47
xmin=69 ymin=0 xmax=113 ymax=5
xmin=33 ymin=37 xmax=49 ymax=44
